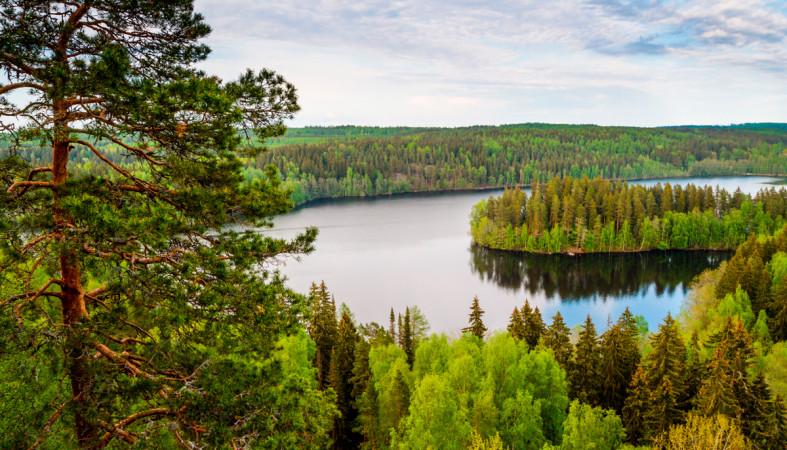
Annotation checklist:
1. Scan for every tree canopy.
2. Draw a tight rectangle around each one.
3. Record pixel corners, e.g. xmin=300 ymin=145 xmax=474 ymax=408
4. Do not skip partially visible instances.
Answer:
xmin=0 ymin=0 xmax=316 ymax=447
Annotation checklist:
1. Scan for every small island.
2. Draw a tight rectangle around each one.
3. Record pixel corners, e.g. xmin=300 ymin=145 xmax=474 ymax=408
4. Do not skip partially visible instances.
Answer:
xmin=470 ymin=175 xmax=787 ymax=254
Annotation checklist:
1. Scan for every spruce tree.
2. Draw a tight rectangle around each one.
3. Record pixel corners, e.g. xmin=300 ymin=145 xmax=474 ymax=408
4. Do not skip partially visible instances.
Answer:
xmin=507 ymin=306 xmax=526 ymax=341
xmin=524 ymin=304 xmax=546 ymax=349
xmin=622 ymin=367 xmax=649 ymax=444
xmin=695 ymin=317 xmax=764 ymax=443
xmin=683 ymin=331 xmax=705 ymax=412
xmin=330 ymin=311 xmax=362 ymax=449
xmin=463 ymin=296 xmax=487 ymax=339
xmin=397 ymin=313 xmax=404 ymax=348
xmin=570 ymin=315 xmax=601 ymax=405
xmin=0 ymin=1 xmax=310 ymax=446
xmin=640 ymin=313 xmax=687 ymax=440
xmin=389 ymin=308 xmax=397 ymax=343
xmin=543 ymin=311 xmax=573 ymax=372
xmin=599 ymin=312 xmax=641 ymax=414
xmin=403 ymin=307 xmax=415 ymax=368
xmin=308 ymin=281 xmax=338 ymax=390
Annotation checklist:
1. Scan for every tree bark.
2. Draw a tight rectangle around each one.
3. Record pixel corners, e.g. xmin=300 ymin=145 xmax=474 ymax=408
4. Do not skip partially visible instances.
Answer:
xmin=53 ymin=134 xmax=97 ymax=446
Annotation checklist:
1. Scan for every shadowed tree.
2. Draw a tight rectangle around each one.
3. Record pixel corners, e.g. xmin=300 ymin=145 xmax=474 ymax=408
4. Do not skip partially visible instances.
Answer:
xmin=330 ymin=311 xmax=361 ymax=449
xmin=569 ymin=315 xmax=600 ymax=405
xmin=0 ymin=1 xmax=315 ymax=447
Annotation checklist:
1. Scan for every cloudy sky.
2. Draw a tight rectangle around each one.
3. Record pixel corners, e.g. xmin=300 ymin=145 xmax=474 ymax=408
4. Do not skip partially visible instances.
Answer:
xmin=194 ymin=0 xmax=787 ymax=127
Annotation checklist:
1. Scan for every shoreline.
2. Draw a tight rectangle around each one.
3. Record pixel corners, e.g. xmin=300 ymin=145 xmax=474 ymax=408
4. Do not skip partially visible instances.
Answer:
xmin=289 ymin=173 xmax=786 ymax=210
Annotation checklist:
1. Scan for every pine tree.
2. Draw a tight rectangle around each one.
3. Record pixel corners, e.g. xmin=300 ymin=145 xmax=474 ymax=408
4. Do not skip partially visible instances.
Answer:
xmin=330 ymin=311 xmax=362 ymax=449
xmin=463 ymin=296 xmax=487 ymax=339
xmin=507 ymin=307 xmax=526 ymax=341
xmin=0 ymin=1 xmax=308 ymax=445
xmin=543 ymin=311 xmax=573 ymax=372
xmin=570 ymin=315 xmax=601 ymax=405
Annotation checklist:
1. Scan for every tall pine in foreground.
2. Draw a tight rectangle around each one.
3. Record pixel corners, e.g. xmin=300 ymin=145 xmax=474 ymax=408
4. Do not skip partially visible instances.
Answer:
xmin=0 ymin=1 xmax=315 ymax=447
xmin=464 ymin=296 xmax=487 ymax=339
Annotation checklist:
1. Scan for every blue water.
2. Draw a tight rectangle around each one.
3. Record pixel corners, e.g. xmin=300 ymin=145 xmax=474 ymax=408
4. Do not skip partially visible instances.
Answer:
xmin=263 ymin=176 xmax=781 ymax=333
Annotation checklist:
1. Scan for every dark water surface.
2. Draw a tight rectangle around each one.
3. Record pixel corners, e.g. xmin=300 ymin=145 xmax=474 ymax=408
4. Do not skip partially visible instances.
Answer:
xmin=264 ymin=176 xmax=779 ymax=333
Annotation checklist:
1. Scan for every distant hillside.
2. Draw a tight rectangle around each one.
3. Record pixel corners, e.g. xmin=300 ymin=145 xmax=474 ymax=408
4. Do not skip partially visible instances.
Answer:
xmin=3 ymin=123 xmax=786 ymax=205
xmin=257 ymin=123 xmax=787 ymax=204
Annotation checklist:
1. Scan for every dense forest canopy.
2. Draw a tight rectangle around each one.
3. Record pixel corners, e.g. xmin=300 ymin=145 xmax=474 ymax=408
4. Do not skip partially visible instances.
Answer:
xmin=259 ymin=123 xmax=787 ymax=204
xmin=471 ymin=176 xmax=787 ymax=254
xmin=2 ymin=1 xmax=786 ymax=449
xmin=3 ymin=123 xmax=786 ymax=205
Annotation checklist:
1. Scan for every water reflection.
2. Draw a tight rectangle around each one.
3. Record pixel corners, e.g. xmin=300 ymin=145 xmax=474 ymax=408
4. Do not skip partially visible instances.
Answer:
xmin=470 ymin=246 xmax=731 ymax=301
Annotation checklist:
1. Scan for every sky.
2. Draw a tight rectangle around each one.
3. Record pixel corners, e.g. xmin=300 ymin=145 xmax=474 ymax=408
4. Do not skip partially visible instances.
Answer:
xmin=193 ymin=0 xmax=787 ymax=128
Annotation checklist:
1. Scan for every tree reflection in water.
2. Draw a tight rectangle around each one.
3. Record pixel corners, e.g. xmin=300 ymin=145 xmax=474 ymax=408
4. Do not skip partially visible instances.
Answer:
xmin=469 ymin=246 xmax=731 ymax=301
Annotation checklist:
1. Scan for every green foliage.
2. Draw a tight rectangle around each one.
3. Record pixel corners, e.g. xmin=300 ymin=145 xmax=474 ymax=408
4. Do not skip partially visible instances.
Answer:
xmin=626 ymin=314 xmax=688 ymax=443
xmin=570 ymin=315 xmax=601 ymax=406
xmin=0 ymin=1 xmax=316 ymax=447
xmin=471 ymin=176 xmax=787 ymax=254
xmin=599 ymin=309 xmax=643 ymax=414
xmin=252 ymin=124 xmax=787 ymax=204
xmin=651 ymin=413 xmax=747 ymax=450
xmin=394 ymin=374 xmax=473 ymax=450
xmin=762 ymin=342 xmax=787 ymax=401
xmin=463 ymin=296 xmax=488 ymax=339
xmin=330 ymin=311 xmax=361 ymax=448
xmin=561 ymin=400 xmax=626 ymax=450
xmin=543 ymin=311 xmax=573 ymax=372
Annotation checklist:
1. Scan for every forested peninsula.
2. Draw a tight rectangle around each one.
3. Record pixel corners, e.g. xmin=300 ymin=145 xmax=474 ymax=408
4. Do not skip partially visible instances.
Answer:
xmin=470 ymin=176 xmax=787 ymax=254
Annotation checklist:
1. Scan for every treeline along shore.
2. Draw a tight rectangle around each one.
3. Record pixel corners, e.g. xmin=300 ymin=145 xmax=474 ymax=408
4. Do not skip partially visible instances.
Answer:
xmin=470 ymin=175 xmax=787 ymax=254
xmin=256 ymin=123 xmax=787 ymax=204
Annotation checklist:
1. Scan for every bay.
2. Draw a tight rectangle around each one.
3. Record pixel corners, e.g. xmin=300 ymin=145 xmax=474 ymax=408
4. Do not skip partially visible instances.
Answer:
xmin=264 ymin=176 xmax=781 ymax=333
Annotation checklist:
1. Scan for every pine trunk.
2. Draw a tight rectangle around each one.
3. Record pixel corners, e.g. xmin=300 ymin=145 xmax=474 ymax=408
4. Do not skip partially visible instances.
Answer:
xmin=53 ymin=133 xmax=97 ymax=446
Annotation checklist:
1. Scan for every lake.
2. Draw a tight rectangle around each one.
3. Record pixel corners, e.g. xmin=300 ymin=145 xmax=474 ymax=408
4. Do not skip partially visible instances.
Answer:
xmin=264 ymin=176 xmax=781 ymax=334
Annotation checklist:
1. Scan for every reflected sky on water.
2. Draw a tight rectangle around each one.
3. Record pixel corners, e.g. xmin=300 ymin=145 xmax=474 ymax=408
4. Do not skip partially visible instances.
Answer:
xmin=264 ymin=176 xmax=779 ymax=333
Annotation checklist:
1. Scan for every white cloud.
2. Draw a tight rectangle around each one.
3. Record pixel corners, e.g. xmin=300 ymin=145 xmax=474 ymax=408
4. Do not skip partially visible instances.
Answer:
xmin=194 ymin=0 xmax=787 ymax=126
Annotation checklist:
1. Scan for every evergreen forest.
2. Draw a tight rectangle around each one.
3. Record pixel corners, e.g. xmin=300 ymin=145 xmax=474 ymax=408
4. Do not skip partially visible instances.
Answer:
xmin=471 ymin=176 xmax=787 ymax=253
xmin=0 ymin=1 xmax=786 ymax=449
xmin=4 ymin=124 xmax=787 ymax=205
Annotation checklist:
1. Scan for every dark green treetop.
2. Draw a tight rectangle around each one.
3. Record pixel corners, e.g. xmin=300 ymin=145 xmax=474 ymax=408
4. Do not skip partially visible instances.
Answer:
xmin=463 ymin=296 xmax=487 ymax=340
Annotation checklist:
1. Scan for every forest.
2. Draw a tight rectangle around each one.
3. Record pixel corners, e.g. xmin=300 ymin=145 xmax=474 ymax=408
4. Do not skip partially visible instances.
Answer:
xmin=1 ymin=0 xmax=786 ymax=449
xmin=471 ymin=175 xmax=787 ymax=253
xmin=278 ymin=225 xmax=787 ymax=449
xmin=259 ymin=124 xmax=787 ymax=204
xmin=3 ymin=123 xmax=787 ymax=205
